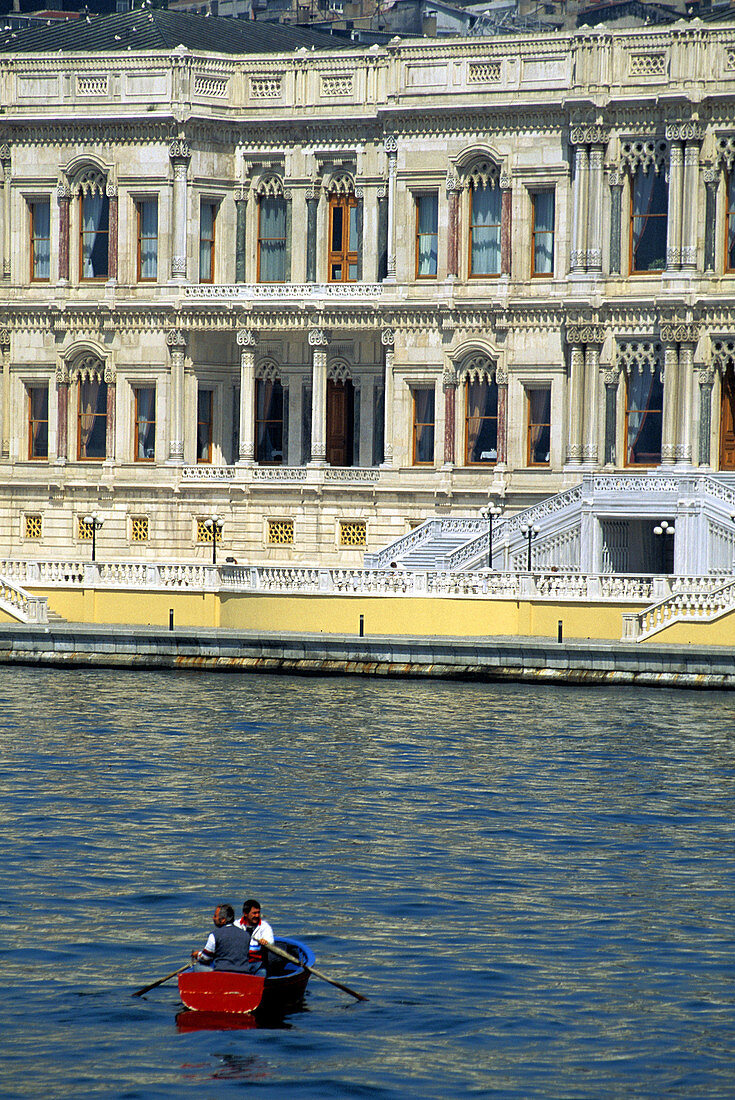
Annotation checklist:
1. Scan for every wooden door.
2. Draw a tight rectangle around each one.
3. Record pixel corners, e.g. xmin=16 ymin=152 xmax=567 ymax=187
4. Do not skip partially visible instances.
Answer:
xmin=720 ymin=366 xmax=735 ymax=470
xmin=327 ymin=379 xmax=354 ymax=466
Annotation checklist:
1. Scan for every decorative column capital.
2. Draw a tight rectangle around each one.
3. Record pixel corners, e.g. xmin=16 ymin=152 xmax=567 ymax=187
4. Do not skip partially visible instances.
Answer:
xmin=570 ymin=124 xmax=609 ymax=146
xmin=57 ymin=181 xmax=72 ymax=201
xmin=698 ymin=368 xmax=715 ymax=386
xmin=308 ymin=327 xmax=329 ymax=348
xmin=607 ymin=167 xmax=624 ymax=188
xmin=495 ymin=366 xmax=508 ymax=385
xmin=236 ymin=329 xmax=257 ymax=348
xmin=659 ymin=322 xmax=700 ymax=344
xmin=442 ymin=367 xmax=457 ymax=391
xmin=665 ymin=121 xmax=704 ymax=143
xmin=384 ymin=134 xmax=398 ymax=156
xmin=168 ymin=138 xmax=191 ymax=161
xmin=566 ymin=324 xmax=606 ymax=345
xmin=0 ymin=143 xmax=10 ymax=161
xmin=703 ymin=163 xmax=718 ymax=187
xmin=380 ymin=327 xmax=395 ymax=347
xmin=166 ymin=329 xmax=187 ymax=350
xmin=445 ymin=172 xmax=461 ymax=195
xmin=500 ymin=171 xmax=512 ymax=189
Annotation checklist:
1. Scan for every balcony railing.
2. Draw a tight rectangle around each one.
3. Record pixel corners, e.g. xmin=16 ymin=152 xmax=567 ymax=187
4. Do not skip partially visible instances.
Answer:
xmin=183 ymin=283 xmax=384 ymax=301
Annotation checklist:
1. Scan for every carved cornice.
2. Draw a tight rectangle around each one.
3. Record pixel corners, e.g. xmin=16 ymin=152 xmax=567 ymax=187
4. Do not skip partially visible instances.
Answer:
xmin=569 ymin=124 xmax=609 ymax=146
xmin=660 ymin=322 xmax=700 ymax=344
xmin=566 ymin=324 xmax=606 ymax=345
xmin=665 ymin=121 xmax=704 ymax=143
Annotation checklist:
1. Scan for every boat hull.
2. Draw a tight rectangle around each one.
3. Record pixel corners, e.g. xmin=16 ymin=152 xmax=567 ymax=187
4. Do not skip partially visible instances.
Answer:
xmin=178 ymin=937 xmax=314 ymax=1015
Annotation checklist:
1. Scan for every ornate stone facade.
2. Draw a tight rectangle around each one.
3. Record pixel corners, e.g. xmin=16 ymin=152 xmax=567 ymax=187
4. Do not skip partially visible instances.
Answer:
xmin=2 ymin=22 xmax=735 ymax=565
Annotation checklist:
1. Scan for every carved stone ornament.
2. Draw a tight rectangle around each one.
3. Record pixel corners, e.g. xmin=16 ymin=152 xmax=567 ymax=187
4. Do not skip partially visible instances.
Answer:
xmin=377 ymin=184 xmax=387 ymax=199
xmin=566 ymin=324 xmax=606 ymax=345
xmin=445 ymin=173 xmax=460 ymax=194
xmin=169 ymin=139 xmax=191 ymax=160
xmin=106 ymin=182 xmax=118 ymax=199
xmin=380 ymin=327 xmax=395 ymax=347
xmin=57 ymin=181 xmax=72 ymax=201
xmin=500 ymin=171 xmax=512 ymax=189
xmin=615 ymin=340 xmax=663 ymax=374
xmin=660 ymin=322 xmax=701 ymax=344
xmin=495 ymin=366 xmax=508 ymax=385
xmin=716 ymin=135 xmax=735 ymax=171
xmin=236 ymin=329 xmax=257 ymax=347
xmin=665 ymin=121 xmax=704 ymax=143
xmin=384 ymin=135 xmax=398 ymax=156
xmin=570 ymin=124 xmax=609 ymax=146
xmin=703 ymin=164 xmax=719 ymax=186
xmin=0 ymin=329 xmax=9 ymax=348
xmin=712 ymin=339 xmax=735 ymax=371
xmin=604 ymin=370 xmax=619 ymax=386
xmin=104 ymin=363 xmax=115 ymax=384
xmin=55 ymin=362 xmax=69 ymax=383
xmin=698 ymin=368 xmax=716 ymax=385
xmin=308 ymin=328 xmax=329 ymax=347
xmin=608 ymin=168 xmax=623 ymax=188
xmin=0 ymin=144 xmax=10 ymax=162
xmin=442 ymin=367 xmax=457 ymax=390
xmin=166 ymin=330 xmax=187 ymax=349
xmin=620 ymin=138 xmax=668 ymax=176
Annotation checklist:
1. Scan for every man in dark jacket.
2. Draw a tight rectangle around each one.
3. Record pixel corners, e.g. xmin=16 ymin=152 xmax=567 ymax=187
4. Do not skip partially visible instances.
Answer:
xmin=191 ymin=904 xmax=254 ymax=973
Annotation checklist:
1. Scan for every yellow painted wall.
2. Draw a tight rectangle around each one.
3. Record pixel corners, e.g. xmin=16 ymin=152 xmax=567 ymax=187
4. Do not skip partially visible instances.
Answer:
xmin=32 ymin=588 xmax=221 ymax=629
xmin=646 ymin=612 xmax=735 ymax=647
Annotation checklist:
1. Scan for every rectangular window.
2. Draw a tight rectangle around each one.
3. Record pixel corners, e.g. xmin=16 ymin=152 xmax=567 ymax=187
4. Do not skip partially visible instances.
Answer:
xmin=630 ymin=170 xmax=667 ymax=273
xmin=415 ymin=194 xmax=438 ymax=278
xmin=199 ymin=201 xmax=216 ymax=283
xmin=78 ymin=379 xmax=108 ymax=460
xmin=197 ymin=388 xmax=213 ymax=463
xmin=626 ymin=367 xmax=663 ymax=465
xmin=257 ymin=197 xmax=287 ymax=282
xmin=531 ymin=191 xmax=555 ymax=277
xmin=25 ymin=514 xmax=42 ymax=540
xmin=131 ymin=516 xmax=149 ymax=542
xmin=465 ymin=379 xmax=498 ymax=464
xmin=412 ymin=388 xmax=435 ymax=465
xmin=328 ymin=195 xmax=358 ymax=282
xmin=80 ymin=193 xmax=109 ymax=280
xmin=340 ymin=520 xmax=366 ymax=547
xmin=30 ymin=200 xmax=51 ymax=281
xmin=134 ymin=386 xmax=156 ymax=461
xmin=469 ymin=185 xmax=501 ymax=276
xmin=527 ymin=388 xmax=551 ymax=466
xmin=256 ymin=379 xmax=284 ymax=464
xmin=726 ymin=173 xmax=735 ymax=272
xmin=268 ymin=518 xmax=294 ymax=545
xmin=28 ymin=385 xmax=49 ymax=459
xmin=137 ymin=200 xmax=158 ymax=281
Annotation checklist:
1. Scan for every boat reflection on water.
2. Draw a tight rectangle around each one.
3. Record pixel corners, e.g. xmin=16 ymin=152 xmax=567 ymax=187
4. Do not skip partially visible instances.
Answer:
xmin=175 ymin=1003 xmax=302 ymax=1033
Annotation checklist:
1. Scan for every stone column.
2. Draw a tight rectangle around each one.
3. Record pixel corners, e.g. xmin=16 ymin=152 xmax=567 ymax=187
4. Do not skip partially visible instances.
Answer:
xmin=666 ymin=140 xmax=683 ymax=271
xmin=105 ymin=371 xmax=116 ymax=459
xmin=677 ymin=340 xmax=696 ymax=465
xmin=169 ymin=140 xmax=190 ymax=281
xmin=603 ymin=371 xmax=619 ymax=466
xmin=566 ymin=343 xmax=584 ymax=464
xmin=571 ymin=145 xmax=588 ymax=273
xmin=608 ymin=170 xmax=623 ymax=276
xmin=381 ymin=327 xmax=394 ymax=467
xmin=587 ymin=146 xmax=604 ymax=273
xmin=500 ymin=173 xmax=512 ymax=276
xmin=681 ymin=141 xmax=700 ymax=272
xmin=661 ymin=342 xmax=679 ymax=464
xmin=309 ymin=327 xmax=328 ymax=466
xmin=703 ymin=166 xmax=718 ymax=274
xmin=583 ymin=342 xmax=600 ymax=465
xmin=443 ymin=373 xmax=456 ymax=467
xmin=385 ymin=136 xmax=398 ymax=282
xmin=56 ymin=364 xmax=69 ymax=465
xmin=107 ymin=184 xmax=118 ymax=283
xmin=235 ymin=190 xmax=248 ymax=283
xmin=306 ymin=186 xmax=318 ymax=283
xmin=446 ymin=174 xmax=460 ymax=279
xmin=0 ymin=329 xmax=9 ymax=460
xmin=58 ymin=183 xmax=71 ymax=284
xmin=0 ymin=146 xmax=10 ymax=280
xmin=237 ymin=329 xmax=256 ymax=465
xmin=698 ymin=369 xmax=714 ymax=467
xmin=496 ymin=367 xmax=508 ymax=466
xmin=166 ymin=330 xmax=186 ymax=463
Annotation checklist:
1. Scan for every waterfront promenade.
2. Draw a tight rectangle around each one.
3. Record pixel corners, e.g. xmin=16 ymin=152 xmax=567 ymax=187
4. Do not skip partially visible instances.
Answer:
xmin=1 ymin=622 xmax=734 ymax=690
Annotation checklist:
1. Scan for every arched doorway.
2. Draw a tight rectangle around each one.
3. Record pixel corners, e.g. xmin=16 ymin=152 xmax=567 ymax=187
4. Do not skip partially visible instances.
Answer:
xmin=720 ymin=365 xmax=735 ymax=469
xmin=326 ymin=378 xmax=354 ymax=466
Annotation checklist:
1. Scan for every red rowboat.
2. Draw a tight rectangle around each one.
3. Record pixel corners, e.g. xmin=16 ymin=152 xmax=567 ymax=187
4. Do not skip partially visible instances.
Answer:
xmin=178 ymin=937 xmax=314 ymax=1015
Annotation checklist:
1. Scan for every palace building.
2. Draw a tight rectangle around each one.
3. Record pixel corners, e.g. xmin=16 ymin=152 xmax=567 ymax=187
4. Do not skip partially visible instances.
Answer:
xmin=2 ymin=11 xmax=735 ymax=576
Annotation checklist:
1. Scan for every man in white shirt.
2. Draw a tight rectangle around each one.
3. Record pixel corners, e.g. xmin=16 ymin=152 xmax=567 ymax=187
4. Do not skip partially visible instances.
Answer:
xmin=236 ymin=898 xmax=275 ymax=975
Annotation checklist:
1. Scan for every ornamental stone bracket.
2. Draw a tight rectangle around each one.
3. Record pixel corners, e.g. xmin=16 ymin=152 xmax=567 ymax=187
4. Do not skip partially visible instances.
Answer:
xmin=665 ymin=121 xmax=705 ymax=144
xmin=308 ymin=327 xmax=329 ymax=347
xmin=566 ymin=323 xmax=606 ymax=345
xmin=659 ymin=321 xmax=701 ymax=344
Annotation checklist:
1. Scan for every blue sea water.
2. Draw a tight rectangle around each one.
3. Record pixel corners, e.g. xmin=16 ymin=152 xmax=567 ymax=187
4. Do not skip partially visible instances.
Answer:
xmin=1 ymin=666 xmax=734 ymax=1098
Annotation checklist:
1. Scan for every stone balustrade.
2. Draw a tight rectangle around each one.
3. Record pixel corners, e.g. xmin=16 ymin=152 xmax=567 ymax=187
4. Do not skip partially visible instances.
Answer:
xmin=627 ymin=577 xmax=735 ymax=640
xmin=0 ymin=576 xmax=48 ymax=624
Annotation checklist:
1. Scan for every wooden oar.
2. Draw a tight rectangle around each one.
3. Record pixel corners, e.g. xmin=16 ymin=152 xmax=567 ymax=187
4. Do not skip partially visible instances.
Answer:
xmin=132 ymin=964 xmax=190 ymax=998
xmin=264 ymin=941 xmax=367 ymax=1002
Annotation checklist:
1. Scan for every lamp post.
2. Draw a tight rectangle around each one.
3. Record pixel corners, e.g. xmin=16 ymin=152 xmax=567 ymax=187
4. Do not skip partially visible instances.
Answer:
xmin=82 ymin=513 xmax=104 ymax=563
xmin=520 ymin=523 xmax=540 ymax=572
xmin=204 ymin=515 xmax=222 ymax=567
xmin=653 ymin=519 xmax=675 ymax=574
xmin=482 ymin=503 xmax=503 ymax=570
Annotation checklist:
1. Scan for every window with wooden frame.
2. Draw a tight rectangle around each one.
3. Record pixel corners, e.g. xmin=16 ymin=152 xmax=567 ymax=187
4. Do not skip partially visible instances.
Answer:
xmin=29 ymin=200 xmax=51 ymax=282
xmin=257 ymin=196 xmax=287 ymax=282
xmin=527 ymin=388 xmax=551 ymax=466
xmin=28 ymin=384 xmax=49 ymax=460
xmin=255 ymin=379 xmax=284 ymax=464
xmin=531 ymin=191 xmax=555 ymax=277
xmin=469 ymin=184 xmax=501 ymax=277
xmin=415 ymin=194 xmax=438 ymax=278
xmin=328 ymin=194 xmax=358 ymax=282
xmin=133 ymin=386 xmax=155 ymax=462
xmin=412 ymin=387 xmax=435 ymax=465
xmin=630 ymin=169 xmax=667 ymax=274
xmin=199 ymin=201 xmax=217 ymax=283
xmin=136 ymin=200 xmax=158 ymax=282
xmin=77 ymin=379 xmax=108 ymax=460
xmin=625 ymin=367 xmax=663 ymax=465
xmin=197 ymin=388 xmax=213 ymax=463
xmin=465 ymin=378 xmax=498 ymax=464
xmin=726 ymin=172 xmax=735 ymax=273
xmin=80 ymin=192 xmax=109 ymax=280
